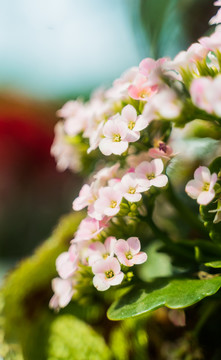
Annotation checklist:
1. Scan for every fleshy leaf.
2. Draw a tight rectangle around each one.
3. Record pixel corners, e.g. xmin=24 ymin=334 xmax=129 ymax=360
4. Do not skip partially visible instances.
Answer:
xmin=107 ymin=276 xmax=221 ymax=320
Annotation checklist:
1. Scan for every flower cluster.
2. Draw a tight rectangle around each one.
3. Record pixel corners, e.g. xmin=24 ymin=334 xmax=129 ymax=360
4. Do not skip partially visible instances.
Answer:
xmin=50 ymin=1 xmax=221 ymax=309
xmin=50 ymin=235 xmax=147 ymax=307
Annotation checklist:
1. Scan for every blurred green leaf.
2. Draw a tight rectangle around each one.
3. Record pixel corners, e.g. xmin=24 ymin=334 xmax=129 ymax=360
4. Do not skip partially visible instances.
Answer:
xmin=139 ymin=241 xmax=173 ymax=281
xmin=205 ymin=261 xmax=221 ymax=269
xmin=1 ymin=212 xmax=84 ymax=346
xmin=139 ymin=0 xmax=186 ymax=58
xmin=47 ymin=314 xmax=111 ymax=360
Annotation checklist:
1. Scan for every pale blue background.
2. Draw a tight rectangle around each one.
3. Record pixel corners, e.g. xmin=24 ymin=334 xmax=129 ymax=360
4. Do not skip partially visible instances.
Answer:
xmin=0 ymin=0 xmax=142 ymax=98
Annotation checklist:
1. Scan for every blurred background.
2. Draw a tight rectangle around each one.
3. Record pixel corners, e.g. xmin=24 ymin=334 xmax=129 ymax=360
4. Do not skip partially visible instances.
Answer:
xmin=0 ymin=0 xmax=215 ymax=280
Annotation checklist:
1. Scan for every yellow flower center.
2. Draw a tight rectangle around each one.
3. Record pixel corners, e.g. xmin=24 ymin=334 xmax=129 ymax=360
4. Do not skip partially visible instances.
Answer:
xmin=126 ymin=252 xmax=133 ymax=260
xmin=147 ymin=173 xmax=155 ymax=180
xmin=105 ymin=270 xmax=114 ymax=278
xmin=110 ymin=200 xmax=117 ymax=208
xmin=203 ymin=182 xmax=210 ymax=191
xmin=140 ymin=90 xmax=148 ymax=99
xmin=113 ymin=134 xmax=121 ymax=142
xmin=103 ymin=253 xmax=109 ymax=259
xmin=128 ymin=121 xmax=135 ymax=130
xmin=128 ymin=187 xmax=136 ymax=194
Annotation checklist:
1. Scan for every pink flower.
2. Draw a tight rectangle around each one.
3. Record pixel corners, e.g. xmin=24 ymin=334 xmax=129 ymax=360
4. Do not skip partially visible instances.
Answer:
xmin=56 ymin=245 xmax=78 ymax=279
xmin=139 ymin=57 xmax=168 ymax=87
xmin=139 ymin=57 xmax=159 ymax=77
xmin=107 ymin=178 xmax=121 ymax=187
xmin=57 ymin=100 xmax=82 ymax=118
xmin=169 ymin=43 xmax=208 ymax=70
xmin=72 ymin=181 xmax=104 ymax=220
xmin=49 ymin=278 xmax=74 ymax=309
xmin=106 ymin=66 xmax=139 ymax=100
xmin=93 ymin=163 xmax=120 ymax=185
xmin=72 ymin=184 xmax=95 ymax=211
xmin=119 ymin=173 xmax=143 ymax=202
xmin=142 ymin=87 xmax=182 ymax=125
xmin=209 ymin=7 xmax=221 ymax=25
xmin=57 ymin=100 xmax=88 ymax=137
xmin=51 ymin=122 xmax=81 ymax=173
xmin=148 ymin=141 xmax=174 ymax=160
xmin=153 ymin=88 xmax=182 ymax=119
xmin=114 ymin=237 xmax=147 ymax=267
xmin=94 ymin=186 xmax=123 ymax=217
xmin=127 ymin=152 xmax=151 ymax=168
xmin=190 ymin=75 xmax=221 ymax=116
xmin=99 ymin=118 xmax=129 ymax=156
xmin=121 ymin=105 xmax=149 ymax=142
xmin=190 ymin=77 xmax=214 ymax=113
xmin=199 ymin=27 xmax=221 ymax=52
xmin=92 ymin=257 xmax=124 ymax=291
xmin=88 ymin=236 xmax=117 ymax=266
xmin=87 ymin=121 xmax=105 ymax=154
xmin=128 ymin=73 xmax=158 ymax=101
xmin=135 ymin=159 xmax=168 ymax=190
xmin=73 ymin=217 xmax=104 ymax=242
xmin=185 ymin=166 xmax=217 ymax=205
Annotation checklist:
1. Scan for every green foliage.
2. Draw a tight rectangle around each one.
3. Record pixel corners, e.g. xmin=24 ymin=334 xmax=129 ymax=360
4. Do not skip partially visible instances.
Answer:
xmin=209 ymin=156 xmax=221 ymax=174
xmin=107 ymin=276 xmax=221 ymax=320
xmin=138 ymin=241 xmax=172 ymax=281
xmin=1 ymin=212 xmax=84 ymax=358
xmin=0 ymin=212 xmax=151 ymax=360
xmin=47 ymin=314 xmax=111 ymax=360
xmin=109 ymin=317 xmax=148 ymax=360
xmin=139 ymin=0 xmax=186 ymax=58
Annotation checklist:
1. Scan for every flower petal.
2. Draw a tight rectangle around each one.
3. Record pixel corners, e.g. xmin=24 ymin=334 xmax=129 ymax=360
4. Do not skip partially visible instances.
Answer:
xmin=121 ymin=104 xmax=137 ymax=122
xmin=185 ymin=180 xmax=202 ymax=199
xmin=132 ymin=252 xmax=148 ymax=264
xmin=194 ymin=166 xmax=211 ymax=183
xmin=105 ymin=236 xmax=117 ymax=255
xmin=127 ymin=237 xmax=140 ymax=254
xmin=124 ymin=193 xmax=142 ymax=202
xmin=112 ymin=141 xmax=128 ymax=155
xmin=151 ymin=158 xmax=164 ymax=176
xmin=114 ymin=239 xmax=129 ymax=257
xmin=99 ymin=138 xmax=113 ymax=156
xmin=93 ymin=274 xmax=110 ymax=291
xmin=108 ymin=272 xmax=124 ymax=286
xmin=150 ymin=174 xmax=168 ymax=188
xmin=197 ymin=190 xmax=215 ymax=205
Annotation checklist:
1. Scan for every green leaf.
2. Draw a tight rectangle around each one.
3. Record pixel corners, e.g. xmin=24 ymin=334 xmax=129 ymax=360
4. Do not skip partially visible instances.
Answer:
xmin=107 ymin=276 xmax=221 ymax=320
xmin=205 ymin=261 xmax=221 ymax=268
